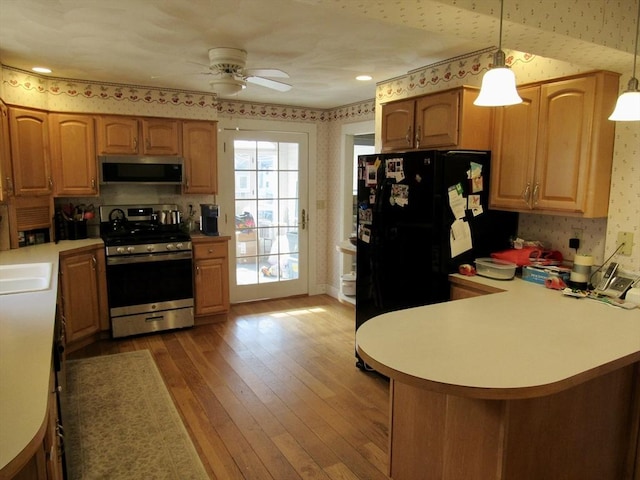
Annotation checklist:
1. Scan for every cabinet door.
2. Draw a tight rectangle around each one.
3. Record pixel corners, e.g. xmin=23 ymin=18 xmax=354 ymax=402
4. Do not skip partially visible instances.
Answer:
xmin=489 ymin=85 xmax=540 ymax=211
xmin=8 ymin=107 xmax=52 ymax=195
xmin=415 ymin=90 xmax=459 ymax=148
xmin=96 ymin=116 xmax=139 ymax=154
xmin=50 ymin=113 xmax=98 ymax=196
xmin=60 ymin=250 xmax=101 ymax=344
xmin=380 ymin=99 xmax=415 ymax=152
xmin=0 ymin=101 xmax=14 ymax=200
xmin=195 ymin=257 xmax=230 ymax=315
xmin=141 ymin=118 xmax=180 ymax=155
xmin=534 ymin=76 xmax=595 ymax=213
xmin=182 ymin=121 xmax=218 ymax=194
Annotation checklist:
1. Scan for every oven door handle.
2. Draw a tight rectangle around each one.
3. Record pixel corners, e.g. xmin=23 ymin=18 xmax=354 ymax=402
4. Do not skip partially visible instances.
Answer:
xmin=107 ymin=251 xmax=192 ymax=265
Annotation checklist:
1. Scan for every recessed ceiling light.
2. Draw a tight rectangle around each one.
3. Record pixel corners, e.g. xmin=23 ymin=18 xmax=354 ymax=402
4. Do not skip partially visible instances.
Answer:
xmin=32 ymin=67 xmax=52 ymax=74
xmin=356 ymin=75 xmax=372 ymax=81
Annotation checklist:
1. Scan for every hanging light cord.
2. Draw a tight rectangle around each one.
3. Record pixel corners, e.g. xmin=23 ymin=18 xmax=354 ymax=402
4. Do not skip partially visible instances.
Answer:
xmin=631 ymin=0 xmax=640 ymax=81
xmin=498 ymin=0 xmax=504 ymax=51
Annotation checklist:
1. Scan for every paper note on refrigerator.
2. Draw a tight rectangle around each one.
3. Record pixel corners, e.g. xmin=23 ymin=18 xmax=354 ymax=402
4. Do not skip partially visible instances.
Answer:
xmin=450 ymin=218 xmax=473 ymax=258
xmin=448 ymin=183 xmax=466 ymax=219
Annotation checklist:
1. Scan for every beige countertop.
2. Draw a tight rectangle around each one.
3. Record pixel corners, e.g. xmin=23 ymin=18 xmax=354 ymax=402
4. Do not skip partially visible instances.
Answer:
xmin=356 ymin=274 xmax=640 ymax=399
xmin=0 ymin=238 xmax=103 ymax=472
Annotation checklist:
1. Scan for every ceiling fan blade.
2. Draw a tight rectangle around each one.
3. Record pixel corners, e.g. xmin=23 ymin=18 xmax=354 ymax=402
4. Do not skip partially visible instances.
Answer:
xmin=246 ymin=76 xmax=292 ymax=92
xmin=245 ymin=68 xmax=289 ymax=78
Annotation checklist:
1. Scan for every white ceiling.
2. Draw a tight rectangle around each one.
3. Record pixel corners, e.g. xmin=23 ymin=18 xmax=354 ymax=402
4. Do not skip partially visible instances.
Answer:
xmin=0 ymin=0 xmax=636 ymax=109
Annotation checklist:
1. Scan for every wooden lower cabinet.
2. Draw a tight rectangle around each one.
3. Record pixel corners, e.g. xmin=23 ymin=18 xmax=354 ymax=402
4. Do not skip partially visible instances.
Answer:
xmin=389 ymin=364 xmax=639 ymax=480
xmin=449 ymin=276 xmax=504 ymax=300
xmin=58 ymin=245 xmax=108 ymax=352
xmin=3 ymin=366 xmax=63 ymax=480
xmin=192 ymin=235 xmax=230 ymax=321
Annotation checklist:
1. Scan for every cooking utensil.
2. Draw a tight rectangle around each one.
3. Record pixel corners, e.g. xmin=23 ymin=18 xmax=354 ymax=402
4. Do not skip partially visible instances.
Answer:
xmin=157 ymin=210 xmax=181 ymax=225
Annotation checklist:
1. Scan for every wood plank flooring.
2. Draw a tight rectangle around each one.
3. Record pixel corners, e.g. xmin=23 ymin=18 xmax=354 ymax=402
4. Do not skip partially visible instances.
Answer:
xmin=69 ymin=295 xmax=391 ymax=480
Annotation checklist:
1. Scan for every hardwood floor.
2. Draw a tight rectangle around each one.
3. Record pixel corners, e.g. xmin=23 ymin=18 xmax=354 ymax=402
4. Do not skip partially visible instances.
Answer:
xmin=69 ymin=295 xmax=391 ymax=480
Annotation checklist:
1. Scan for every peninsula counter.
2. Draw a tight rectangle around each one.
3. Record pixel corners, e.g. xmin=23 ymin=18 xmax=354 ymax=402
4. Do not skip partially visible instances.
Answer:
xmin=356 ymin=275 xmax=640 ymax=480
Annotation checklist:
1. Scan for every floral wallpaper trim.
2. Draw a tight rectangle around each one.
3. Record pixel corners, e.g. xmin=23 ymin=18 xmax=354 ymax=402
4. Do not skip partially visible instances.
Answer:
xmin=376 ymin=49 xmax=536 ymax=101
xmin=1 ymin=66 xmax=374 ymax=122
xmin=216 ymin=99 xmax=375 ymax=122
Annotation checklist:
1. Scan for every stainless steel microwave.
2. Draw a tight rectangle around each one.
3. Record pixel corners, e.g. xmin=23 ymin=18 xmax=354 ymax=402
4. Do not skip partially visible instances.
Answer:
xmin=98 ymin=156 xmax=184 ymax=185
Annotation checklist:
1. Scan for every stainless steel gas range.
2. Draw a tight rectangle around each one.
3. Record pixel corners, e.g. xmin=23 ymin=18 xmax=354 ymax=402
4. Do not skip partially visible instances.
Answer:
xmin=99 ymin=204 xmax=194 ymax=338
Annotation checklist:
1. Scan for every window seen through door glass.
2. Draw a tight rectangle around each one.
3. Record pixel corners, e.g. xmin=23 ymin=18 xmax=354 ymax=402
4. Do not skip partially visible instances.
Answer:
xmin=234 ymin=140 xmax=300 ymax=285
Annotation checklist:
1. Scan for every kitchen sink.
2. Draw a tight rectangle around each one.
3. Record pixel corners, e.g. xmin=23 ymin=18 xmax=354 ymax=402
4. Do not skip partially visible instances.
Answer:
xmin=0 ymin=262 xmax=53 ymax=295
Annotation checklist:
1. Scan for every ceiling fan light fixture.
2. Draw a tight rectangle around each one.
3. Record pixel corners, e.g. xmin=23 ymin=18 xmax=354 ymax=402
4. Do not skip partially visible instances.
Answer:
xmin=474 ymin=0 xmax=522 ymax=107
xmin=209 ymin=77 xmax=246 ymax=97
xmin=609 ymin=1 xmax=640 ymax=121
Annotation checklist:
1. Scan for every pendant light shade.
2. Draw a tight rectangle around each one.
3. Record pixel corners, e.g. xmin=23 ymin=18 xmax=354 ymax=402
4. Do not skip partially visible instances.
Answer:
xmin=474 ymin=0 xmax=522 ymax=107
xmin=608 ymin=2 xmax=640 ymax=121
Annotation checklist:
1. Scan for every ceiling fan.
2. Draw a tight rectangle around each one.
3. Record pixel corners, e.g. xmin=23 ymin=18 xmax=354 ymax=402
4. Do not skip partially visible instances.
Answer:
xmin=204 ymin=47 xmax=292 ymax=97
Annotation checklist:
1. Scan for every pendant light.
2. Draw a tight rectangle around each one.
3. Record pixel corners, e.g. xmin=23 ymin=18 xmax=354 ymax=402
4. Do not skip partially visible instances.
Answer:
xmin=474 ymin=0 xmax=523 ymax=107
xmin=608 ymin=0 xmax=640 ymax=121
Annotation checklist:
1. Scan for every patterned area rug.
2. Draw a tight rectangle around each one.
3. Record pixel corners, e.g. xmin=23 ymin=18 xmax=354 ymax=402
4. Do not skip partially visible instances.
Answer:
xmin=64 ymin=350 xmax=209 ymax=480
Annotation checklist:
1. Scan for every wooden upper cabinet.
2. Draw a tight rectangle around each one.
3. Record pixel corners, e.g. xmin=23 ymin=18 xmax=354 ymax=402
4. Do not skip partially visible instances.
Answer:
xmin=381 ymin=86 xmax=491 ymax=152
xmin=0 ymin=101 xmax=13 ymax=201
xmin=380 ymin=98 xmax=415 ymax=151
xmin=96 ymin=116 xmax=139 ymax=154
xmin=50 ymin=113 xmax=98 ymax=196
xmin=489 ymin=85 xmax=540 ymax=211
xmin=141 ymin=118 xmax=181 ymax=155
xmin=97 ymin=116 xmax=181 ymax=155
xmin=490 ymin=70 xmax=619 ymax=218
xmin=182 ymin=120 xmax=218 ymax=194
xmin=8 ymin=107 xmax=52 ymax=195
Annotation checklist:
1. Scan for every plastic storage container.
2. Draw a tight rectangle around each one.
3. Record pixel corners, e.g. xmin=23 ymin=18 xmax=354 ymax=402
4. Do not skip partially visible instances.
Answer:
xmin=474 ymin=258 xmax=517 ymax=280
xmin=341 ymin=273 xmax=356 ymax=296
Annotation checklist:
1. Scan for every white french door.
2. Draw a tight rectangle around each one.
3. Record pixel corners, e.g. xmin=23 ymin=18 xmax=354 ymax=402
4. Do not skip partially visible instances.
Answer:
xmin=227 ymin=130 xmax=308 ymax=303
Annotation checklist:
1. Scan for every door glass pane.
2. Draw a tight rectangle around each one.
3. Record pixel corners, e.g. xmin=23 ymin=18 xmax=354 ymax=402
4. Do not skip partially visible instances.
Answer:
xmin=235 ymin=140 xmax=300 ymax=285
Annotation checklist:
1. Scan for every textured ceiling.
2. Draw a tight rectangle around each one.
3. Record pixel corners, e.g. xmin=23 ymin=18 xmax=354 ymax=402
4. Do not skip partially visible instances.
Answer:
xmin=0 ymin=0 xmax=637 ymax=109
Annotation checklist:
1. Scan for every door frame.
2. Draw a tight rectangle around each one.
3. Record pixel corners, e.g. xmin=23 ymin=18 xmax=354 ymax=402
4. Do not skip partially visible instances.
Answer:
xmin=340 ymin=120 xmax=374 ymax=277
xmin=218 ymin=118 xmax=318 ymax=303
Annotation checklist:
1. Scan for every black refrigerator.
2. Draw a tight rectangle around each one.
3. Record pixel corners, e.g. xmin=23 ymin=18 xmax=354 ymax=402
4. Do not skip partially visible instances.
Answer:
xmin=355 ymin=149 xmax=518 ymax=370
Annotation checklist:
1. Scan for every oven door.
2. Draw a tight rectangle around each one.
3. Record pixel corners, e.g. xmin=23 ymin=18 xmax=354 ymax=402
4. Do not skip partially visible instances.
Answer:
xmin=106 ymin=251 xmax=194 ymax=336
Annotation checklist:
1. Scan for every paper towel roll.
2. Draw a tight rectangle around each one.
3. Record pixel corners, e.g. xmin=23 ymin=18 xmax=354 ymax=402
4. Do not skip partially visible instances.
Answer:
xmin=570 ymin=254 xmax=593 ymax=285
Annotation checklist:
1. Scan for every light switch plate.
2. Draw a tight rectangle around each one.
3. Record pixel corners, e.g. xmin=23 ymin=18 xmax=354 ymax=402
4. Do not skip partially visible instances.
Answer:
xmin=617 ymin=231 xmax=633 ymax=256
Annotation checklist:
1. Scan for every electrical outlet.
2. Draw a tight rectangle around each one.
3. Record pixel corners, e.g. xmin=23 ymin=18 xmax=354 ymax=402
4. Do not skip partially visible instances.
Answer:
xmin=617 ymin=231 xmax=634 ymax=256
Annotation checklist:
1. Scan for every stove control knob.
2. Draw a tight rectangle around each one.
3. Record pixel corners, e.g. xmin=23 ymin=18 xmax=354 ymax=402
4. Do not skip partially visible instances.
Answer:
xmin=127 ymin=246 xmax=135 ymax=253
xmin=176 ymin=243 xmax=183 ymax=249
xmin=146 ymin=245 xmax=155 ymax=252
xmin=116 ymin=247 xmax=125 ymax=254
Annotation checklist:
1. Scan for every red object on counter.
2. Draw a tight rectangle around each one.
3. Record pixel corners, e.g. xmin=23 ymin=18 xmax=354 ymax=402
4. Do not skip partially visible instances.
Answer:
xmin=458 ymin=264 xmax=476 ymax=276
xmin=491 ymin=247 xmax=563 ymax=267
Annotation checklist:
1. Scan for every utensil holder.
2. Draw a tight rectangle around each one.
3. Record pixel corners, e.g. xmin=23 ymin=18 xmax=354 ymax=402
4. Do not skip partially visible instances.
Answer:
xmin=66 ymin=220 xmax=88 ymax=240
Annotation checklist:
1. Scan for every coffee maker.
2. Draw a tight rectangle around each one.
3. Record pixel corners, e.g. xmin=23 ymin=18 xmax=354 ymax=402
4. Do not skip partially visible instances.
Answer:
xmin=200 ymin=204 xmax=220 ymax=236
